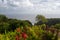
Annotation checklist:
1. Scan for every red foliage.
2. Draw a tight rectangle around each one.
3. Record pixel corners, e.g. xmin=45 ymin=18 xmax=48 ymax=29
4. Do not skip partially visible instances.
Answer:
xmin=16 ymin=27 xmax=28 ymax=40
xmin=16 ymin=27 xmax=20 ymax=32
xmin=22 ymin=32 xmax=28 ymax=40
xmin=15 ymin=35 xmax=19 ymax=40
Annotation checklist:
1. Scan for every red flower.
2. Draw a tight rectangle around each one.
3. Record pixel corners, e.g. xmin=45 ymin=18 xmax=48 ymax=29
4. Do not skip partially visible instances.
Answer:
xmin=22 ymin=32 xmax=28 ymax=40
xmin=16 ymin=27 xmax=20 ymax=32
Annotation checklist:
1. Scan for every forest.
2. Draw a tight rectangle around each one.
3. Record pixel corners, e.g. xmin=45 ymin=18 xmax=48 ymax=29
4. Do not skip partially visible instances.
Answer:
xmin=0 ymin=14 xmax=60 ymax=40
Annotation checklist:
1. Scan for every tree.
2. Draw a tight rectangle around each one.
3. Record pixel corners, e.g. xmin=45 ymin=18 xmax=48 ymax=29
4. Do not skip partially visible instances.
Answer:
xmin=55 ymin=24 xmax=60 ymax=29
xmin=35 ymin=15 xmax=47 ymax=25
xmin=36 ymin=15 xmax=47 ymax=23
xmin=0 ymin=22 xmax=9 ymax=33
xmin=0 ymin=15 xmax=8 ymax=22
xmin=47 ymin=18 xmax=60 ymax=26
xmin=24 ymin=20 xmax=32 ymax=26
xmin=54 ymin=24 xmax=60 ymax=40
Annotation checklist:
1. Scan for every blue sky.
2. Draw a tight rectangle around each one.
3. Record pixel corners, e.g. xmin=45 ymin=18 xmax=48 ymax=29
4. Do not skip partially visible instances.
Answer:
xmin=0 ymin=0 xmax=60 ymax=23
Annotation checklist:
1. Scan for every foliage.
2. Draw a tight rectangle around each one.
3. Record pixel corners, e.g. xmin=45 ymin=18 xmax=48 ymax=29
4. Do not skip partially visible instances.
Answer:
xmin=36 ymin=15 xmax=47 ymax=23
xmin=35 ymin=15 xmax=60 ymax=26
xmin=0 ymin=15 xmax=32 ymax=33
xmin=0 ymin=25 xmax=58 ymax=40
xmin=54 ymin=24 xmax=60 ymax=30
xmin=0 ymin=14 xmax=59 ymax=40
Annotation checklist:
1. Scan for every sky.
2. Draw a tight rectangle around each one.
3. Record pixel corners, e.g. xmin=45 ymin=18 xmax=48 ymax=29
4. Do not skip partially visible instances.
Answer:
xmin=0 ymin=0 xmax=60 ymax=24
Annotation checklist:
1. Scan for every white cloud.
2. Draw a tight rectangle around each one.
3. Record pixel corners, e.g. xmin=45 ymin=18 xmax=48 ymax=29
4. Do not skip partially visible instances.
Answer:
xmin=0 ymin=0 xmax=60 ymax=14
xmin=0 ymin=0 xmax=33 ymax=8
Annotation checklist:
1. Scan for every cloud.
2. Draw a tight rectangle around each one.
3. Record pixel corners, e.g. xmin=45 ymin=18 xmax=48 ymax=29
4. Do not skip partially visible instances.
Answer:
xmin=0 ymin=0 xmax=60 ymax=14
xmin=0 ymin=0 xmax=33 ymax=8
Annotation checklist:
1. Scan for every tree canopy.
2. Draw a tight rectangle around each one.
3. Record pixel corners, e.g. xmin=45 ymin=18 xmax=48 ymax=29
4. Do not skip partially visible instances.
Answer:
xmin=36 ymin=15 xmax=47 ymax=23
xmin=0 ymin=14 xmax=32 ymax=33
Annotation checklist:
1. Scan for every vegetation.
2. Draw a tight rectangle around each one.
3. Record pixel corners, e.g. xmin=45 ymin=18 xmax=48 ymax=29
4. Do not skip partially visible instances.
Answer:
xmin=36 ymin=15 xmax=47 ymax=22
xmin=0 ymin=14 xmax=32 ymax=33
xmin=0 ymin=14 xmax=60 ymax=40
